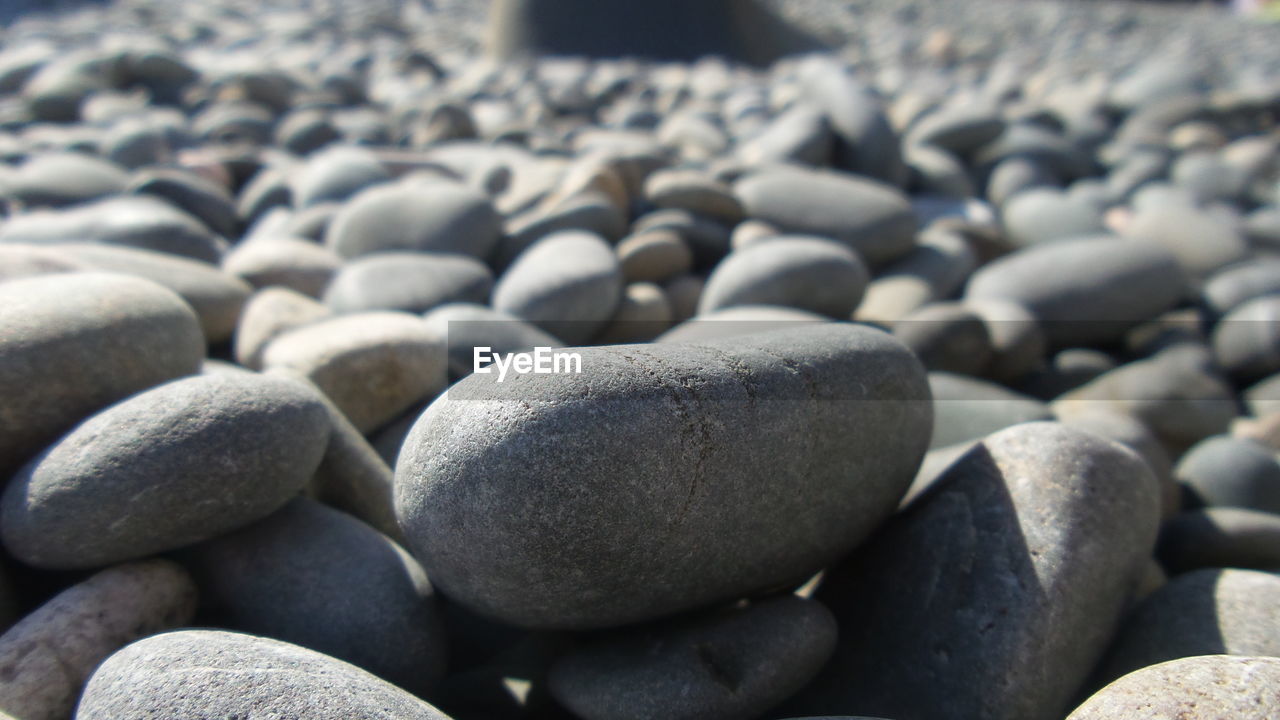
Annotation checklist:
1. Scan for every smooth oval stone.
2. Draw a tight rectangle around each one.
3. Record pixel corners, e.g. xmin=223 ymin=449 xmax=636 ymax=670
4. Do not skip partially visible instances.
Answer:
xmin=424 ymin=303 xmax=563 ymax=380
xmin=127 ymin=168 xmax=238 ymax=239
xmin=966 ymin=299 xmax=1048 ymax=384
xmin=1172 ymin=151 xmax=1249 ymax=204
xmin=985 ymin=156 xmax=1059 ymax=208
xmin=0 ymin=196 xmax=225 ymax=264
xmin=856 ymin=229 xmax=977 ymax=325
xmin=276 ymin=108 xmax=341 ymax=155
xmin=237 ymin=164 xmax=294 ymax=224
xmin=786 ymin=423 xmax=1161 ymax=720
xmin=0 ymin=560 xmax=196 ymax=720
xmin=6 ymin=152 xmax=129 ymax=209
xmin=0 ymin=273 xmax=203 ymax=474
xmin=893 ymin=303 xmax=993 ymax=376
xmin=395 ymin=324 xmax=932 ymax=629
xmin=643 ymin=170 xmax=744 ymax=226
xmin=1247 ymin=373 xmax=1280 ymax=417
xmin=799 ymin=58 xmax=906 ymax=187
xmin=973 ymin=123 xmax=1086 ymax=180
xmin=655 ymin=306 xmax=828 ymax=344
xmin=904 ymin=143 xmax=974 ymax=198
xmin=233 ymin=287 xmax=332 ymax=370
xmin=324 ymin=252 xmax=493 ymax=315
xmin=733 ymin=167 xmax=916 ymax=266
xmin=549 ymin=596 xmax=837 ymax=720
xmin=1159 ymin=508 xmax=1280 ymax=573
xmin=261 ymin=312 xmax=447 ymax=433
xmin=186 ymin=498 xmax=446 ymax=696
xmin=192 ymin=100 xmax=274 ymax=145
xmin=76 ymin=630 xmax=453 ymax=719
xmin=698 ymin=237 xmax=869 ymax=319
xmin=292 ymin=146 xmax=391 ymax=209
xmin=222 ymin=236 xmax=342 ymax=298
xmin=492 ymin=231 xmax=623 ymax=345
xmin=1202 ymin=259 xmax=1280 ymax=319
xmin=499 ymin=191 xmax=629 ymax=270
xmin=906 ymin=104 xmax=1005 ymax=156
xmin=1096 ymin=568 xmax=1280 ymax=683
xmin=616 ymin=229 xmax=694 ymax=284
xmin=1123 ymin=203 xmax=1251 ymax=277
xmin=325 ymin=181 xmax=502 ymax=261
xmin=1109 ymin=58 xmax=1208 ymax=112
xmin=0 ymin=373 xmax=330 ymax=570
xmin=1068 ymin=655 xmax=1280 ymax=720
xmin=0 ymin=243 xmax=88 ymax=281
xmin=736 ymin=103 xmax=833 ymax=167
xmin=1001 ymin=188 xmax=1106 ymax=247
xmin=929 ymin=372 xmax=1053 ymax=449
xmin=1177 ymin=435 xmax=1280 ymax=513
xmin=964 ymin=236 xmax=1187 ymax=347
xmin=53 ymin=243 xmax=252 ymax=344
xmin=1212 ymin=295 xmax=1280 ymax=381
xmin=1059 ymin=409 xmax=1177 ymax=519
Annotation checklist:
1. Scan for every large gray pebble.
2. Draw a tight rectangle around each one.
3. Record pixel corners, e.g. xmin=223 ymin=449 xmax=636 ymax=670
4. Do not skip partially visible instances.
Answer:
xmin=0 ymin=373 xmax=330 ymax=569
xmin=325 ymin=181 xmax=502 ymax=261
xmin=292 ymin=146 xmax=391 ymax=209
xmin=733 ymin=167 xmax=916 ymax=266
xmin=0 ymin=560 xmax=196 ymax=720
xmin=324 ymin=252 xmax=493 ymax=314
xmin=1000 ymin=188 xmax=1106 ymax=247
xmin=186 ymin=498 xmax=446 ymax=696
xmin=965 ymin=236 xmax=1187 ymax=346
xmin=1095 ymin=568 xmax=1280 ymax=683
xmin=0 ymin=196 xmax=225 ymax=264
xmin=698 ymin=236 xmax=869 ymax=319
xmin=1123 ymin=202 xmax=1251 ymax=277
xmin=1068 ymin=655 xmax=1280 ymax=720
xmin=1212 ymin=295 xmax=1280 ymax=381
xmin=53 ymin=243 xmax=252 ymax=344
xmin=233 ymin=287 xmax=332 ymax=370
xmin=492 ymin=231 xmax=623 ymax=345
xmin=1177 ymin=435 xmax=1280 ymax=513
xmin=786 ymin=423 xmax=1160 ymax=720
xmin=1159 ymin=508 xmax=1280 ymax=573
xmin=799 ymin=58 xmax=906 ymax=187
xmin=395 ymin=324 xmax=931 ymax=629
xmin=549 ymin=596 xmax=836 ymax=720
xmin=893 ymin=303 xmax=993 ymax=376
xmin=76 ymin=630 xmax=453 ymax=719
xmin=0 ymin=273 xmax=203 ymax=474
xmin=5 ymin=153 xmax=128 ymax=209
xmin=261 ymin=312 xmax=447 ymax=433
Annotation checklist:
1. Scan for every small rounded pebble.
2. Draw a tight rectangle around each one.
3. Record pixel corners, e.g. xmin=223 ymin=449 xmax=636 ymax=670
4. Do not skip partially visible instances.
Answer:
xmin=323 ymin=252 xmax=493 ymax=315
xmin=698 ymin=236 xmax=869 ymax=319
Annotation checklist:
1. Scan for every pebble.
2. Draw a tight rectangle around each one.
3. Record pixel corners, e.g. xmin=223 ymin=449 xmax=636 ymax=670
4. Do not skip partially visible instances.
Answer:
xmin=185 ymin=498 xmax=447 ymax=696
xmin=291 ymin=146 xmax=391 ymax=209
xmin=1211 ymin=295 xmax=1280 ymax=382
xmin=1094 ymin=568 xmax=1280 ymax=683
xmin=787 ymin=423 xmax=1160 ymax=720
xmin=221 ymin=235 xmax=343 ymax=298
xmin=491 ymin=230 xmax=623 ymax=345
xmin=697 ymin=236 xmax=869 ymax=319
xmin=928 ymin=372 xmax=1054 ymax=449
xmin=855 ymin=229 xmax=977 ymax=325
xmin=260 ymin=312 xmax=447 ymax=433
xmin=1158 ymin=507 xmax=1280 ymax=573
xmin=1068 ymin=655 xmax=1280 ymax=720
xmin=5 ymin=152 xmax=129 ymax=209
xmin=395 ymin=324 xmax=931 ymax=629
xmin=595 ymin=282 xmax=674 ymax=344
xmin=965 ymin=298 xmax=1048 ymax=384
xmin=323 ymin=251 xmax=493 ymax=315
xmin=549 ymin=596 xmax=837 ymax=720
xmin=233 ymin=287 xmax=332 ymax=370
xmin=1122 ymin=202 xmax=1251 ymax=277
xmin=644 ymin=169 xmax=745 ymax=226
xmin=1000 ymin=187 xmax=1107 ymax=247
xmin=0 ymin=560 xmax=196 ymax=720
xmin=654 ymin=305 xmax=828 ymax=344
xmin=324 ymin=180 xmax=502 ymax=261
xmin=0 ymin=373 xmax=331 ymax=569
xmin=733 ymin=166 xmax=917 ymax=266
xmin=1201 ymin=259 xmax=1280 ymax=319
xmin=0 ymin=273 xmax=204 ymax=475
xmin=76 ymin=630 xmax=454 ymax=719
xmin=1176 ymin=435 xmax=1280 ymax=513
xmin=893 ymin=303 xmax=993 ymax=376
xmin=127 ymin=168 xmax=238 ymax=239
xmin=423 ymin=303 xmax=563 ymax=379
xmin=964 ymin=236 xmax=1188 ymax=346
xmin=616 ymin=229 xmax=695 ymax=284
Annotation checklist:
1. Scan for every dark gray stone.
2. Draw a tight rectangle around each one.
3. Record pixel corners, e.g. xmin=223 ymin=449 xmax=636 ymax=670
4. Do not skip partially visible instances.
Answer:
xmin=785 ymin=423 xmax=1161 ymax=720
xmin=1202 ymin=259 xmax=1280 ymax=319
xmin=736 ymin=103 xmax=833 ymax=167
xmin=549 ymin=596 xmax=837 ymax=720
xmin=186 ymin=498 xmax=447 ymax=696
xmin=907 ymin=103 xmax=1005 ymax=156
xmin=1177 ymin=435 xmax=1280 ymax=513
xmin=324 ymin=252 xmax=493 ymax=315
xmin=894 ymin=303 xmax=994 ymax=376
xmin=965 ymin=299 xmax=1048 ymax=384
xmin=733 ymin=166 xmax=917 ymax=267
xmin=127 ymin=168 xmax=238 ymax=239
xmin=0 ymin=273 xmax=204 ymax=475
xmin=964 ymin=236 xmax=1188 ymax=347
xmin=1095 ymin=568 xmax=1280 ymax=684
xmin=698 ymin=236 xmax=869 ymax=319
xmin=1159 ymin=508 xmax=1280 ymax=573
xmin=799 ymin=58 xmax=907 ymax=187
xmin=1068 ymin=656 xmax=1280 ymax=720
xmin=0 ymin=560 xmax=196 ymax=720
xmin=492 ymin=231 xmax=623 ymax=345
xmin=76 ymin=630 xmax=452 ymax=719
xmin=395 ymin=324 xmax=931 ymax=629
xmin=325 ymin=180 xmax=502 ymax=261
xmin=1212 ymin=295 xmax=1280 ymax=382
xmin=0 ymin=373 xmax=331 ymax=570
xmin=985 ymin=156 xmax=1059 ymax=208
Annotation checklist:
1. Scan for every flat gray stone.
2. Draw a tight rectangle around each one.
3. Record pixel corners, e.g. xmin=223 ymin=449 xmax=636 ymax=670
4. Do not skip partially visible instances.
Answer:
xmin=325 ymin=180 xmax=502 ymax=261
xmin=698 ymin=236 xmax=869 ymax=319
xmin=324 ymin=252 xmax=493 ymax=315
xmin=549 ymin=597 xmax=837 ymax=720
xmin=1068 ymin=655 xmax=1280 ymax=720
xmin=76 ymin=630 xmax=453 ymax=719
xmin=0 ymin=373 xmax=330 ymax=569
xmin=492 ymin=231 xmax=623 ymax=345
xmin=0 ymin=560 xmax=196 ymax=720
xmin=785 ymin=423 xmax=1161 ymax=720
xmin=0 ymin=273 xmax=204 ymax=475
xmin=186 ymin=498 xmax=446 ymax=696
xmin=733 ymin=167 xmax=917 ymax=267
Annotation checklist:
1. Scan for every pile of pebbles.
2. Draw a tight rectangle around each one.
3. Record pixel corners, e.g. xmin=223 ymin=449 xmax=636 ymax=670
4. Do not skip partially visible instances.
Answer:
xmin=2 ymin=0 xmax=1280 ymax=718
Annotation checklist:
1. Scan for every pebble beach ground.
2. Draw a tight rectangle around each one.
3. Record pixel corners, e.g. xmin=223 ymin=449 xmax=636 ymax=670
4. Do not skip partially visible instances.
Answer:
xmin=1 ymin=0 xmax=1280 ymax=719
